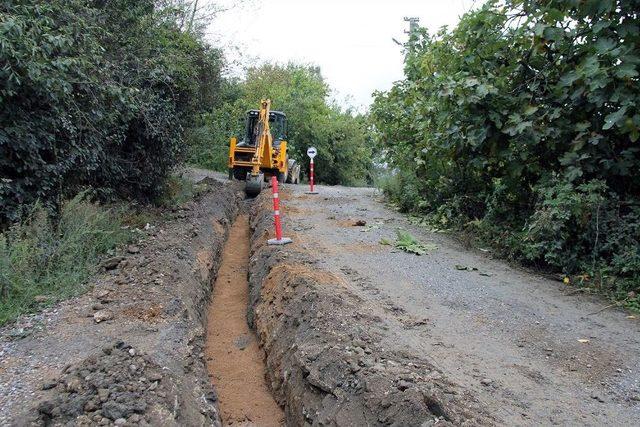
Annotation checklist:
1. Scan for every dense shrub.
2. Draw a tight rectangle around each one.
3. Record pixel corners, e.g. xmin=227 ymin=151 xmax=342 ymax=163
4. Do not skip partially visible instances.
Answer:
xmin=0 ymin=0 xmax=223 ymax=225
xmin=372 ymin=0 xmax=639 ymax=302
xmin=186 ymin=80 xmax=243 ymax=171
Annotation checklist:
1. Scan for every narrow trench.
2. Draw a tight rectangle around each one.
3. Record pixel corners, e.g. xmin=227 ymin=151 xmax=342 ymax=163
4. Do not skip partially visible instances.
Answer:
xmin=205 ymin=214 xmax=283 ymax=426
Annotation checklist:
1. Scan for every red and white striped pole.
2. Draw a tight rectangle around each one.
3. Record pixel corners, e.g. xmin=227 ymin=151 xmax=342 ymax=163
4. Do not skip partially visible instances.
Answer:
xmin=309 ymin=159 xmax=315 ymax=193
xmin=267 ymin=176 xmax=292 ymax=245
xmin=306 ymin=146 xmax=319 ymax=194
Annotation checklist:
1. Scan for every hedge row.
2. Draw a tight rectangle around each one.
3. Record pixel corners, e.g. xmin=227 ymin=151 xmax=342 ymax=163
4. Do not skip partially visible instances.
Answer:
xmin=372 ymin=0 xmax=639 ymax=305
xmin=0 ymin=0 xmax=223 ymax=225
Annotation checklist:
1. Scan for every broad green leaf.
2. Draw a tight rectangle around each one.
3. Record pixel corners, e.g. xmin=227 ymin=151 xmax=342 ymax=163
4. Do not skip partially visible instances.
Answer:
xmin=575 ymin=121 xmax=590 ymax=132
xmin=615 ymin=63 xmax=638 ymax=79
xmin=580 ymin=56 xmax=600 ymax=77
xmin=592 ymin=21 xmax=610 ymax=34
xmin=524 ymin=105 xmax=538 ymax=116
xmin=595 ymin=38 xmax=617 ymax=54
xmin=603 ymin=107 xmax=628 ymax=130
xmin=559 ymin=71 xmax=579 ymax=87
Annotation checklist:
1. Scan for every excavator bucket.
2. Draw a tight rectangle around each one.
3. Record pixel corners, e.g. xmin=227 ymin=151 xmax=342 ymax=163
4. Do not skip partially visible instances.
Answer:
xmin=245 ymin=172 xmax=264 ymax=197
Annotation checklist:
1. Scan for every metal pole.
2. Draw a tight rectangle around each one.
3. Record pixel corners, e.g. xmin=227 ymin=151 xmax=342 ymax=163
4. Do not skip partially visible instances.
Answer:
xmin=309 ymin=159 xmax=315 ymax=193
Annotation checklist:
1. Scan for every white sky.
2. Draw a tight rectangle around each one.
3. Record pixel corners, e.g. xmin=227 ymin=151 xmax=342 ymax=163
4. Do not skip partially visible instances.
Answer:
xmin=207 ymin=0 xmax=481 ymax=109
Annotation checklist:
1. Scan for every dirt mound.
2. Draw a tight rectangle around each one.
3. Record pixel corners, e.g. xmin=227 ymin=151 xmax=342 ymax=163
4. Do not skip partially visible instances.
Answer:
xmin=34 ymin=341 xmax=205 ymax=426
xmin=247 ymin=191 xmax=493 ymax=426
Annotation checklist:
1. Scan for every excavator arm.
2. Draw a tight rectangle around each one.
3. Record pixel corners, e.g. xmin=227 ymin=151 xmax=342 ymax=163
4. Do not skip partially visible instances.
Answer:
xmin=228 ymin=99 xmax=290 ymax=196
xmin=249 ymin=100 xmax=272 ymax=178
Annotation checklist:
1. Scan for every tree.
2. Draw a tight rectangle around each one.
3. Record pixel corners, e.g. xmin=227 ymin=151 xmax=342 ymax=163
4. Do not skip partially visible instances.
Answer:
xmin=371 ymin=0 xmax=640 ymax=301
xmin=0 ymin=0 xmax=225 ymax=225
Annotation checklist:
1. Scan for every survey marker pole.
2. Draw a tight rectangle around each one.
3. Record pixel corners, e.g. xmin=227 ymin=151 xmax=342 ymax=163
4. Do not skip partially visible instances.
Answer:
xmin=267 ymin=176 xmax=292 ymax=245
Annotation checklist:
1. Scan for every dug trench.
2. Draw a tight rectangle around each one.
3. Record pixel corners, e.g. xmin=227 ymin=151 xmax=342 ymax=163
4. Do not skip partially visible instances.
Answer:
xmin=1 ymin=177 xmax=493 ymax=426
xmin=204 ymin=213 xmax=283 ymax=426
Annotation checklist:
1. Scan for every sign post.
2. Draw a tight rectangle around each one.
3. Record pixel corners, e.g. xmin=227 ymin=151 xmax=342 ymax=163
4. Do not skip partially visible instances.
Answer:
xmin=267 ymin=176 xmax=292 ymax=246
xmin=306 ymin=146 xmax=318 ymax=195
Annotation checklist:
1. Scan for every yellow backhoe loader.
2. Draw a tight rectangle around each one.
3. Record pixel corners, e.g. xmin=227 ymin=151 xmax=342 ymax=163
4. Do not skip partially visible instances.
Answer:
xmin=228 ymin=99 xmax=300 ymax=195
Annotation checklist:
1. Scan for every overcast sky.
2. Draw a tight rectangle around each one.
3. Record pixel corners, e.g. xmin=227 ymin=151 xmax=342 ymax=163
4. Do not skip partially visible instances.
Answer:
xmin=207 ymin=0 xmax=480 ymax=109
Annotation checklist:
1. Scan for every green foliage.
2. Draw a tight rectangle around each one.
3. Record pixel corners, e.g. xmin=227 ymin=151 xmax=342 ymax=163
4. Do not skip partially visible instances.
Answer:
xmin=187 ymin=63 xmax=374 ymax=185
xmin=155 ymin=174 xmax=208 ymax=208
xmin=186 ymin=80 xmax=243 ymax=171
xmin=0 ymin=0 xmax=224 ymax=225
xmin=372 ymin=0 xmax=640 ymax=302
xmin=394 ymin=229 xmax=437 ymax=255
xmin=0 ymin=194 xmax=131 ymax=325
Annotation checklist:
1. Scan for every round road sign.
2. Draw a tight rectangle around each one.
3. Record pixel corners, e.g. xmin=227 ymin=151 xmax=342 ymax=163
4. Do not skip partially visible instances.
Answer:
xmin=307 ymin=147 xmax=317 ymax=159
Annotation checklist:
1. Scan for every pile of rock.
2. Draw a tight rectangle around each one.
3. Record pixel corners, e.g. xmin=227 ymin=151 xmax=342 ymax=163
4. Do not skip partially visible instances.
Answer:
xmin=34 ymin=342 xmax=177 ymax=426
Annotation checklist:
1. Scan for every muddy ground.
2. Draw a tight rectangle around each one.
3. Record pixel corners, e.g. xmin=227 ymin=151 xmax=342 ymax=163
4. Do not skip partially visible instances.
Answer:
xmin=0 ymin=179 xmax=243 ymax=426
xmin=247 ymin=182 xmax=639 ymax=426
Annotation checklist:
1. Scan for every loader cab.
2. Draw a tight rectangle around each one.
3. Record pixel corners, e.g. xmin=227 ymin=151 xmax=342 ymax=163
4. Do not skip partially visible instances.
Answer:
xmin=242 ymin=110 xmax=287 ymax=147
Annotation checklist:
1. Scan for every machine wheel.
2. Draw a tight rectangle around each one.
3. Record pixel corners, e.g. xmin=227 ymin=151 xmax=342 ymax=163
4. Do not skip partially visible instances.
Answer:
xmin=245 ymin=172 xmax=264 ymax=196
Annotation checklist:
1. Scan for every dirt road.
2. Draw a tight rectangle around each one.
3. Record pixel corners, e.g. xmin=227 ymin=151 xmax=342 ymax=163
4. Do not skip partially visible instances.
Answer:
xmin=278 ymin=182 xmax=640 ymax=425
xmin=2 ymin=173 xmax=638 ymax=426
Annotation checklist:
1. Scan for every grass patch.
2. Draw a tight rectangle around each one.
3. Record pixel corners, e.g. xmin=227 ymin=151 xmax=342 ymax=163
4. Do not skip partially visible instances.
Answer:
xmin=0 ymin=194 xmax=132 ymax=325
xmin=155 ymin=175 xmax=208 ymax=208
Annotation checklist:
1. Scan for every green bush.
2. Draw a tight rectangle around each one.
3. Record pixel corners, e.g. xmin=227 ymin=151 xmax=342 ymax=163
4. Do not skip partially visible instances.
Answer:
xmin=372 ymin=0 xmax=640 ymax=304
xmin=155 ymin=174 xmax=208 ymax=208
xmin=186 ymin=108 xmax=239 ymax=172
xmin=0 ymin=0 xmax=223 ymax=225
xmin=0 ymin=194 xmax=131 ymax=325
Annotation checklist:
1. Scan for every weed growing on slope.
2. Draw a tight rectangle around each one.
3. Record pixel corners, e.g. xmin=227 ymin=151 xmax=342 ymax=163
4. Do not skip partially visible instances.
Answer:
xmin=155 ymin=175 xmax=209 ymax=208
xmin=0 ymin=194 xmax=131 ymax=325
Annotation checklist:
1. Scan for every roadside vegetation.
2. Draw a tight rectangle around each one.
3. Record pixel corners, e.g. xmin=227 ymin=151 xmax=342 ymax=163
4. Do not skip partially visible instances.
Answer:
xmin=0 ymin=195 xmax=131 ymax=325
xmin=1 ymin=0 xmax=224 ymax=227
xmin=371 ymin=0 xmax=639 ymax=309
xmin=4 ymin=0 xmax=635 ymax=323
xmin=0 ymin=1 xmax=373 ymax=324
xmin=0 ymin=174 xmax=209 ymax=326
xmin=0 ymin=0 xmax=225 ymax=324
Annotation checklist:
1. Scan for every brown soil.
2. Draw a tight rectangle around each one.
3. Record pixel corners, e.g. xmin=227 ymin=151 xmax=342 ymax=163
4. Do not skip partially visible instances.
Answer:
xmin=205 ymin=215 xmax=283 ymax=427
xmin=251 ymin=182 xmax=640 ymax=425
xmin=337 ymin=242 xmax=384 ymax=253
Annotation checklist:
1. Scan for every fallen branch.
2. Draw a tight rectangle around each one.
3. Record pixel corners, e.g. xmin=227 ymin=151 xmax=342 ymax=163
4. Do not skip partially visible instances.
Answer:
xmin=565 ymin=287 xmax=591 ymax=296
xmin=587 ymin=303 xmax=618 ymax=316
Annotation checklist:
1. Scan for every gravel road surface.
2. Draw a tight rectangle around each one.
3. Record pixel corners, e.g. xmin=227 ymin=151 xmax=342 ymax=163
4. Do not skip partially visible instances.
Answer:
xmin=281 ymin=182 xmax=640 ymax=426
